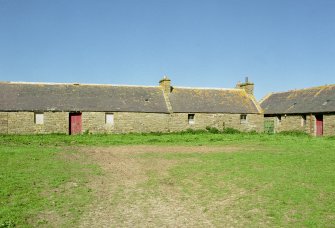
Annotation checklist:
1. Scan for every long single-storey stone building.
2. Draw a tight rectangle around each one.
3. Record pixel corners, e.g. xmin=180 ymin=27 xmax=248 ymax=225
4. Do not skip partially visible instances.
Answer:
xmin=261 ymin=84 xmax=335 ymax=136
xmin=0 ymin=77 xmax=264 ymax=134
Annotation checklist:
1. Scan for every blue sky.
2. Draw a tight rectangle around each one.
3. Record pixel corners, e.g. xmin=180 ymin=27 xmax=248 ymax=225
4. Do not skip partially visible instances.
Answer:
xmin=0 ymin=0 xmax=334 ymax=99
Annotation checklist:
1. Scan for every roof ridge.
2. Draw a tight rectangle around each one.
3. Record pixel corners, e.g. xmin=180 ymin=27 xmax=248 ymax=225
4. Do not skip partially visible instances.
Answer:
xmin=0 ymin=81 xmax=158 ymax=88
xmin=173 ymin=86 xmax=242 ymax=91
xmin=268 ymin=84 xmax=335 ymax=95
xmin=1 ymin=81 xmax=254 ymax=91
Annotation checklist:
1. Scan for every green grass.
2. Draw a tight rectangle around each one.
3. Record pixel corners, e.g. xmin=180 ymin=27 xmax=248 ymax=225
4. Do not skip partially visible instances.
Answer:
xmin=0 ymin=132 xmax=334 ymax=227
xmin=0 ymin=145 xmax=100 ymax=227
xmin=128 ymin=133 xmax=335 ymax=226
xmin=165 ymin=147 xmax=335 ymax=226
xmin=0 ymin=131 xmax=328 ymax=147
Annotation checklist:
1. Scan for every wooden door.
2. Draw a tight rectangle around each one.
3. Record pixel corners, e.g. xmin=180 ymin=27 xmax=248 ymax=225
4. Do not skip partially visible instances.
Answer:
xmin=264 ymin=119 xmax=275 ymax=134
xmin=315 ymin=115 xmax=323 ymax=136
xmin=69 ymin=113 xmax=82 ymax=135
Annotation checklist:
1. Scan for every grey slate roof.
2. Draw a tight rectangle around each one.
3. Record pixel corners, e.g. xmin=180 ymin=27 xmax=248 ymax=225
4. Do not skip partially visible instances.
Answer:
xmin=0 ymin=82 xmax=261 ymax=114
xmin=0 ymin=82 xmax=169 ymax=113
xmin=168 ymin=87 xmax=260 ymax=114
xmin=261 ymin=85 xmax=335 ymax=114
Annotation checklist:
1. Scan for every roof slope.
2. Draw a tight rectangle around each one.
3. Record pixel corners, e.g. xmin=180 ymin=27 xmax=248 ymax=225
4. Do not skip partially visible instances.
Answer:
xmin=168 ymin=87 xmax=260 ymax=114
xmin=0 ymin=82 xmax=169 ymax=113
xmin=261 ymin=85 xmax=335 ymax=114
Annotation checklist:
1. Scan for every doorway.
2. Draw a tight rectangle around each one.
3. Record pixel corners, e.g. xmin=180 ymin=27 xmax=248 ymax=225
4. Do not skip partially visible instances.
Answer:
xmin=69 ymin=113 xmax=82 ymax=135
xmin=264 ymin=119 xmax=275 ymax=134
xmin=315 ymin=114 xmax=323 ymax=136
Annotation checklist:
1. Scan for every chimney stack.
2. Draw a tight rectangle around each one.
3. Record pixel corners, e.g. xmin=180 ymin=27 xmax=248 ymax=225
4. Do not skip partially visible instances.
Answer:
xmin=236 ymin=77 xmax=254 ymax=96
xmin=159 ymin=75 xmax=171 ymax=94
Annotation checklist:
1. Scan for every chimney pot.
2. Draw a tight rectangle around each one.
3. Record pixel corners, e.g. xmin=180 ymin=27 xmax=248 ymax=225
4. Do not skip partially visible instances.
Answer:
xmin=237 ymin=78 xmax=254 ymax=96
xmin=159 ymin=76 xmax=171 ymax=94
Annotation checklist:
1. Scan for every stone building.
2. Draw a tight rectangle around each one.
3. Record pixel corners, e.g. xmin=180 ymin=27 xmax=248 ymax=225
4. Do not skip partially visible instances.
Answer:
xmin=0 ymin=77 xmax=263 ymax=134
xmin=261 ymin=84 xmax=335 ymax=136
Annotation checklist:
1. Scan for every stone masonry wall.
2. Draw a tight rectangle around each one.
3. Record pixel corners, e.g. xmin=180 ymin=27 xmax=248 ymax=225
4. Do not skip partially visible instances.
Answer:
xmin=324 ymin=114 xmax=335 ymax=136
xmin=308 ymin=115 xmax=317 ymax=136
xmin=265 ymin=114 xmax=317 ymax=135
xmin=1 ymin=111 xmax=332 ymax=135
xmin=1 ymin=111 xmax=264 ymax=134
xmin=82 ymin=112 xmax=111 ymax=134
xmin=4 ymin=112 xmax=68 ymax=134
xmin=169 ymin=113 xmax=264 ymax=132
xmin=82 ymin=112 xmax=169 ymax=134
xmin=0 ymin=112 xmax=8 ymax=134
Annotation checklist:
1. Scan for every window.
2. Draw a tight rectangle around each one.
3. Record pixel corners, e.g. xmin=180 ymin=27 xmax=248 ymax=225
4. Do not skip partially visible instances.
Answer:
xmin=35 ymin=113 xmax=44 ymax=125
xmin=105 ymin=113 xmax=114 ymax=125
xmin=277 ymin=115 xmax=282 ymax=124
xmin=240 ymin=114 xmax=247 ymax=124
xmin=301 ymin=115 xmax=307 ymax=127
xmin=188 ymin=114 xmax=195 ymax=124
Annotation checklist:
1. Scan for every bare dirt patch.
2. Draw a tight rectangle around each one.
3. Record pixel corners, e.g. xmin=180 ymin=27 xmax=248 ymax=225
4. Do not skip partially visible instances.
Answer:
xmin=76 ymin=145 xmax=260 ymax=227
xmin=82 ymin=144 xmax=242 ymax=154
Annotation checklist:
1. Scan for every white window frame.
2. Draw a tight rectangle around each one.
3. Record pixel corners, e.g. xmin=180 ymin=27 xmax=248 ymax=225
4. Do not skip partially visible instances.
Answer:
xmin=240 ymin=114 xmax=247 ymax=124
xmin=34 ymin=113 xmax=44 ymax=125
xmin=105 ymin=113 xmax=114 ymax=125
xmin=188 ymin=114 xmax=195 ymax=125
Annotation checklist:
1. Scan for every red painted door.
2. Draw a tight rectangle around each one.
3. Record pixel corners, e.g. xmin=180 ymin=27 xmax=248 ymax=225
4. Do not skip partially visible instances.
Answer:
xmin=70 ymin=113 xmax=82 ymax=135
xmin=315 ymin=115 xmax=323 ymax=136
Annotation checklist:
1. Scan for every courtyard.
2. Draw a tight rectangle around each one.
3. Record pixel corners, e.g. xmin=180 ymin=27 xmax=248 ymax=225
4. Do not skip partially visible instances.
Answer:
xmin=1 ymin=132 xmax=334 ymax=227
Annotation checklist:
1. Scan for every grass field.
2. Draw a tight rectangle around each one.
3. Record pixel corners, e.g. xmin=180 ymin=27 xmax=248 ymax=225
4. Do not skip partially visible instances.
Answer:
xmin=1 ymin=132 xmax=334 ymax=227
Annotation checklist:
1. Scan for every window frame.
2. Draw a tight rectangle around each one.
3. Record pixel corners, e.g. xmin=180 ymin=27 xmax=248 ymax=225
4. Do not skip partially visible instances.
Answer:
xmin=34 ymin=113 xmax=44 ymax=125
xmin=105 ymin=113 xmax=114 ymax=125
xmin=188 ymin=114 xmax=195 ymax=125
xmin=240 ymin=114 xmax=248 ymax=124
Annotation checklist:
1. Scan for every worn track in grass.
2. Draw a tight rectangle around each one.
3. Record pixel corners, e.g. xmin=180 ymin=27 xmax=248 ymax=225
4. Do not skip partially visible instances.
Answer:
xmin=77 ymin=145 xmax=249 ymax=227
